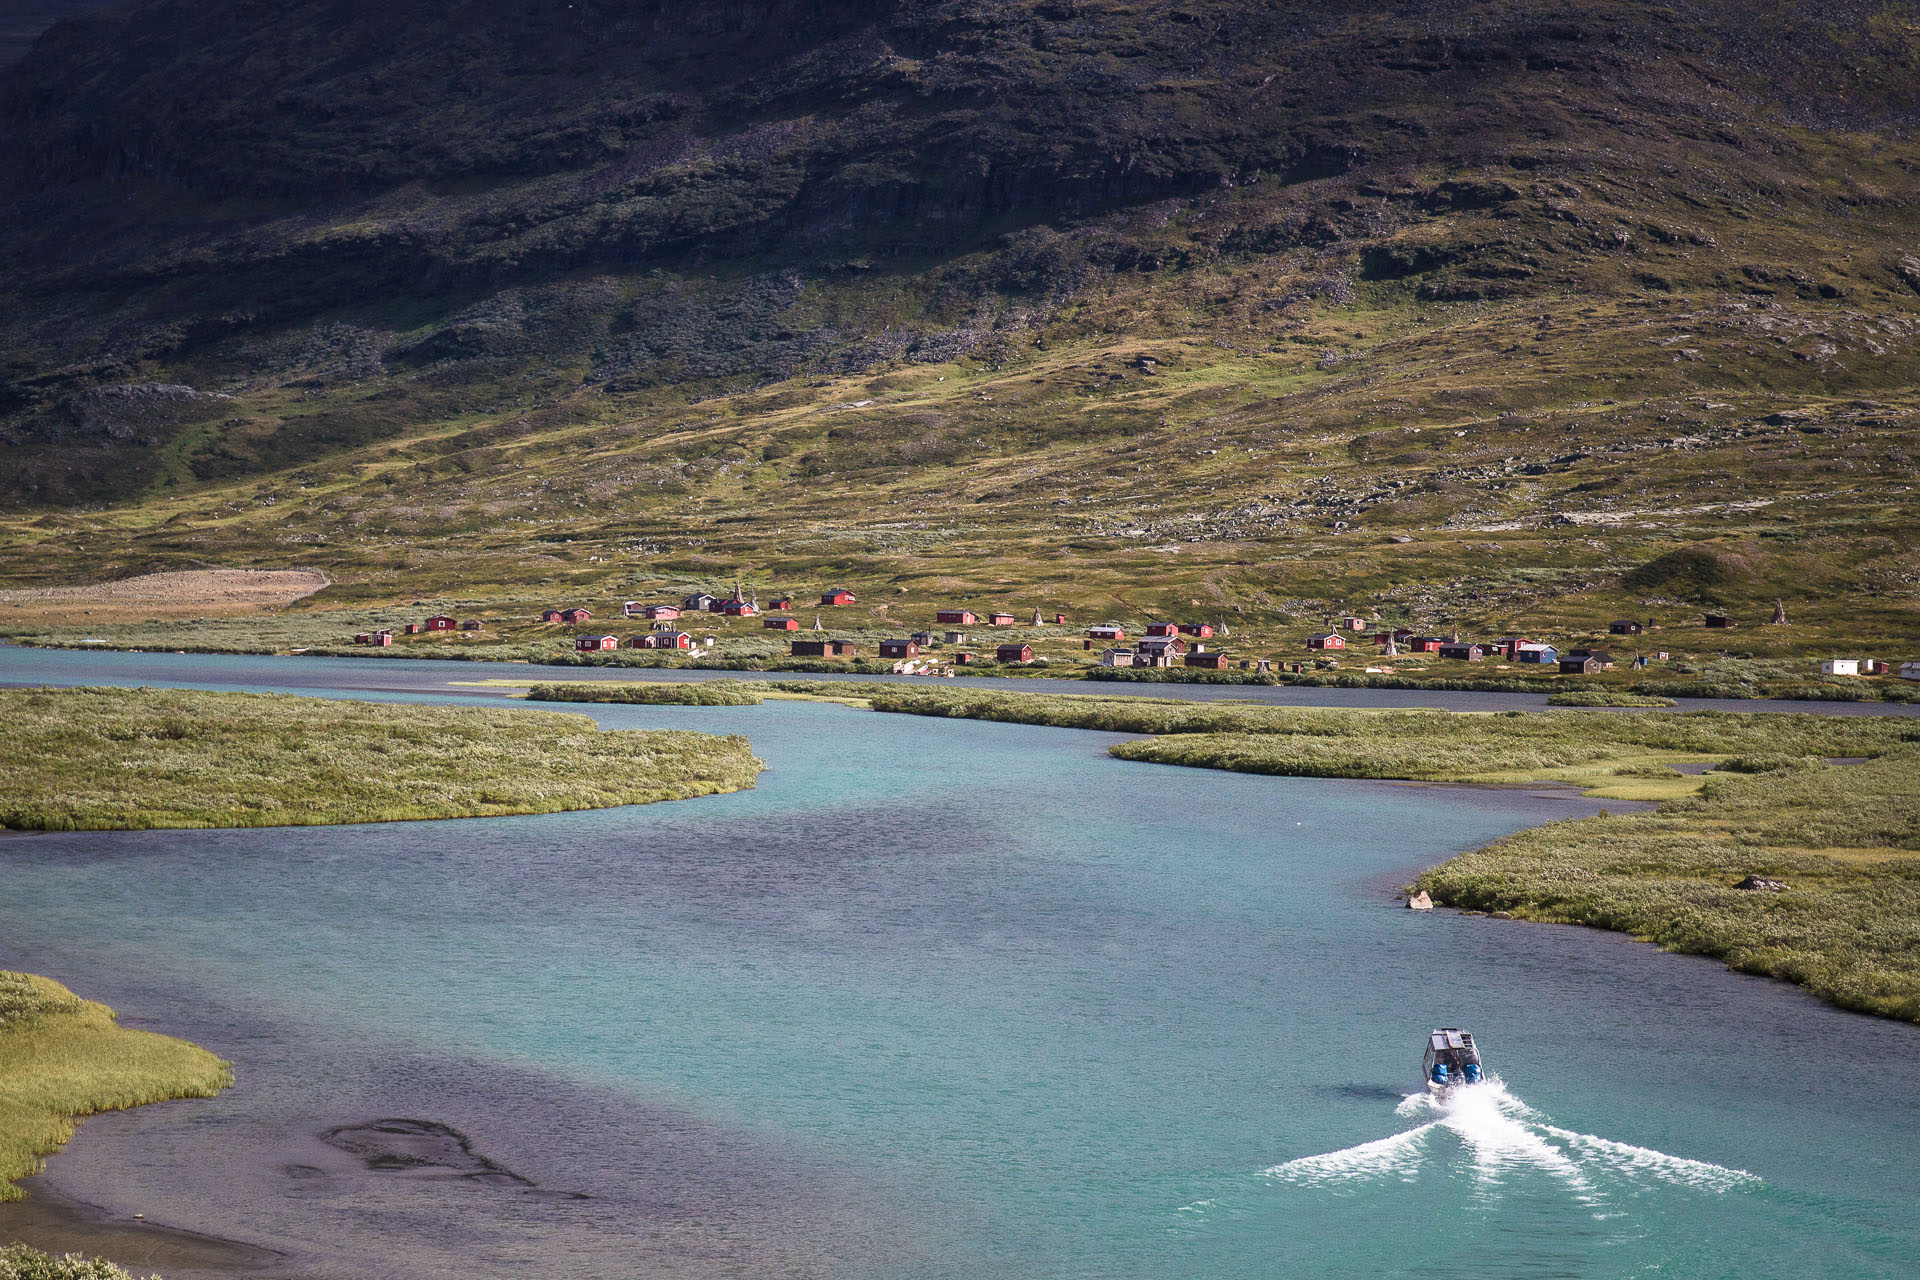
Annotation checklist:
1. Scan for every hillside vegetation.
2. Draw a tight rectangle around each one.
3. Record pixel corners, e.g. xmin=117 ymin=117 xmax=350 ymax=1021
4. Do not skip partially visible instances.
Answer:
xmin=0 ymin=1 xmax=1916 ymax=653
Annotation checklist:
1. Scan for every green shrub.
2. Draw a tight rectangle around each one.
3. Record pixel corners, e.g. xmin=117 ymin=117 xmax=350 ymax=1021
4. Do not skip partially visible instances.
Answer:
xmin=0 ymin=1245 xmax=147 ymax=1280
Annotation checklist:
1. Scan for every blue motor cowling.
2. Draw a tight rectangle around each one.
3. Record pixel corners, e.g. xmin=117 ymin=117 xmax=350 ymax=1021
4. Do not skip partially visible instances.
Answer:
xmin=1431 ymin=1063 xmax=1449 ymax=1084
xmin=1464 ymin=1063 xmax=1482 ymax=1084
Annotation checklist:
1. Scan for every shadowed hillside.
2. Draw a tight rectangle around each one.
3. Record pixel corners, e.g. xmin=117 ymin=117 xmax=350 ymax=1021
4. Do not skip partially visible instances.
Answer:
xmin=0 ymin=0 xmax=1917 ymax=653
xmin=0 ymin=0 xmax=119 ymax=66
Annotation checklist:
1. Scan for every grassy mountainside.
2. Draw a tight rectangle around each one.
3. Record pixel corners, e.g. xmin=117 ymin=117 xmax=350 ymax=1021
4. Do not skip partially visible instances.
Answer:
xmin=0 ymin=1 xmax=1918 ymax=655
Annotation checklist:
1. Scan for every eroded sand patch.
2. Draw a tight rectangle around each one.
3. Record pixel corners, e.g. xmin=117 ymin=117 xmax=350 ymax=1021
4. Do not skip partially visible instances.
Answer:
xmin=0 ymin=569 xmax=329 ymax=621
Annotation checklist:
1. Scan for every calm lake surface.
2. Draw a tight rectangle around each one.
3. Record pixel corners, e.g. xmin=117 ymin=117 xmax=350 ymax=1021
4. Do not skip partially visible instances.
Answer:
xmin=2 ymin=649 xmax=1917 ymax=1279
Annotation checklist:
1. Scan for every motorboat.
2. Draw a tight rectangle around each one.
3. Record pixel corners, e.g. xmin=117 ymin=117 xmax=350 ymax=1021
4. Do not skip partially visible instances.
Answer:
xmin=1423 ymin=1028 xmax=1483 ymax=1092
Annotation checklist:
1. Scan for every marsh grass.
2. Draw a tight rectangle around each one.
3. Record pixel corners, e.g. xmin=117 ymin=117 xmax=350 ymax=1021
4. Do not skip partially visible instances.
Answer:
xmin=1546 ymin=691 xmax=1678 ymax=707
xmin=0 ymin=687 xmax=763 ymax=830
xmin=0 ymin=973 xmax=231 ymax=1202
xmin=1415 ymin=752 xmax=1920 ymax=1021
xmin=855 ymin=688 xmax=1920 ymax=781
xmin=527 ymin=680 xmax=763 ymax=705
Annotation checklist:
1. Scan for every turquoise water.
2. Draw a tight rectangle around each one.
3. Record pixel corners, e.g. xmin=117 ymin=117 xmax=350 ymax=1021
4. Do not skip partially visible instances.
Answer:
xmin=2 ymin=653 xmax=1917 ymax=1279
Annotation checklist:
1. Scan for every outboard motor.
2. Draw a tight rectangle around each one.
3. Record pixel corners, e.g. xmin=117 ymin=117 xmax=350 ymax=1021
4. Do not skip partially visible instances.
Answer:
xmin=1464 ymin=1062 xmax=1482 ymax=1084
xmin=1431 ymin=1062 xmax=1449 ymax=1085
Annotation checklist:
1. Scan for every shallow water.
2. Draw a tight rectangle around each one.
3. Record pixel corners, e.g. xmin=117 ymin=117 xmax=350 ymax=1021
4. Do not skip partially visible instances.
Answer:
xmin=1 ymin=652 xmax=1917 ymax=1279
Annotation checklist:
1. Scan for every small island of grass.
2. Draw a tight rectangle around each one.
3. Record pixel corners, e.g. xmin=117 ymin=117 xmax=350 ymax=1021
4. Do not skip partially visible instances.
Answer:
xmin=1 ymin=972 xmax=232 ymax=1203
xmin=1545 ymin=690 xmax=1679 ymax=708
xmin=527 ymin=680 xmax=765 ymax=706
xmin=0 ymin=687 xmax=763 ymax=830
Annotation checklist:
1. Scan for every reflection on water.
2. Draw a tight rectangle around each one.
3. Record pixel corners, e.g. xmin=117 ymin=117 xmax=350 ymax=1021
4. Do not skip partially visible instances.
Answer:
xmin=1 ymin=654 xmax=1917 ymax=1279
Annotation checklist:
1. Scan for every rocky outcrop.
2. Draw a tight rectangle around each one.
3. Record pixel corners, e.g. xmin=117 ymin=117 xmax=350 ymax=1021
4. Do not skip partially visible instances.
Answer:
xmin=43 ymin=382 xmax=227 ymax=442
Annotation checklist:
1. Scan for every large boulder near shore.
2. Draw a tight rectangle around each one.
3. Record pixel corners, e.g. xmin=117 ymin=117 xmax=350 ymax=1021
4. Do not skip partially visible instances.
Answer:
xmin=1733 ymin=875 xmax=1790 ymax=892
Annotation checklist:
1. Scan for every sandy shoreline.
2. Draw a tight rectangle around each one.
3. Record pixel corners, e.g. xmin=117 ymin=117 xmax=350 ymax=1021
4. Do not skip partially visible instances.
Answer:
xmin=0 ymin=1183 xmax=280 ymax=1277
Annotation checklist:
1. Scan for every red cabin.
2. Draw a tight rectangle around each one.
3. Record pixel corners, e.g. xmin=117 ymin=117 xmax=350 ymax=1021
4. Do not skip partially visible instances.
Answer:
xmin=936 ymin=609 xmax=979 ymax=626
xmin=764 ymin=617 xmax=801 ymax=631
xmin=460 ymin=619 xmax=484 ymax=631
xmin=560 ymin=608 xmax=593 ymax=624
xmin=575 ymin=634 xmax=618 ymax=651
xmin=540 ymin=609 xmax=564 ymax=622
xmin=404 ymin=623 xmax=422 ymax=635
xmin=642 ymin=604 xmax=681 ymax=620
xmin=821 ymin=588 xmax=856 ymax=606
xmin=769 ymin=596 xmax=794 ymax=610
xmin=637 ymin=631 xmax=693 ymax=649
xmin=1306 ymin=633 xmax=1346 ymax=650
xmin=369 ymin=631 xmax=392 ymax=647
xmin=1054 ymin=614 xmax=1068 ymax=625
xmin=792 ymin=639 xmax=858 ymax=657
xmin=1179 ymin=623 xmax=1215 ymax=638
xmin=1184 ymin=651 xmax=1230 ymax=669
xmin=879 ymin=639 xmax=919 ymax=659
xmin=987 ymin=612 xmax=1016 ymax=626
xmin=1146 ymin=622 xmax=1180 ymax=637
xmin=996 ymin=643 xmax=1034 ymax=663
xmin=426 ymin=615 xmax=457 ymax=632
xmin=722 ymin=599 xmax=758 ymax=617
xmin=1088 ymin=624 xmax=1125 ymax=641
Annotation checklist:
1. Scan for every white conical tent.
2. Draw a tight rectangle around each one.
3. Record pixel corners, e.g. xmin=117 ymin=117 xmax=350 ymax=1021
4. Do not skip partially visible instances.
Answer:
xmin=1384 ymin=635 xmax=1398 ymax=656
xmin=814 ymin=615 xmax=824 ymax=630
xmin=1771 ymin=599 xmax=1788 ymax=625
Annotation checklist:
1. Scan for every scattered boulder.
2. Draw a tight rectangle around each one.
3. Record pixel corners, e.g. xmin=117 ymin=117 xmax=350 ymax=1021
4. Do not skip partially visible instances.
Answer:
xmin=1407 ymin=890 xmax=1434 ymax=910
xmin=1733 ymin=875 xmax=1789 ymax=892
xmin=1895 ymin=255 xmax=1920 ymax=296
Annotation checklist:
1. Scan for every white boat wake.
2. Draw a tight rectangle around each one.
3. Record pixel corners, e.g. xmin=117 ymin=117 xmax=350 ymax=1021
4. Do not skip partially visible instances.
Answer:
xmin=1261 ymin=1078 xmax=1757 ymax=1200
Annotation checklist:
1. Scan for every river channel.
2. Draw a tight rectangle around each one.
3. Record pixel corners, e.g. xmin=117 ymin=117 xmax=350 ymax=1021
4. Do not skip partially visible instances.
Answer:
xmin=1 ymin=649 xmax=1915 ymax=1279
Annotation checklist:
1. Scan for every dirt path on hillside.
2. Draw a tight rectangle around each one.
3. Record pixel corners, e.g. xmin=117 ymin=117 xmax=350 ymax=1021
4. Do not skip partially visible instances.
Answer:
xmin=0 ymin=569 xmax=329 ymax=621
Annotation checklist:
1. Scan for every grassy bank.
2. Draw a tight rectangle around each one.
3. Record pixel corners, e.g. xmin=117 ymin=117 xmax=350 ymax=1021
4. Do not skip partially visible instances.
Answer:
xmin=841 ymin=685 xmax=1920 ymax=1017
xmin=1 ymin=973 xmax=231 ymax=1202
xmin=1546 ymin=691 xmax=1678 ymax=707
xmin=854 ymin=687 xmax=1916 ymax=797
xmin=1415 ymin=753 xmax=1920 ymax=1022
xmin=0 ymin=687 xmax=763 ymax=830
xmin=527 ymin=680 xmax=764 ymax=706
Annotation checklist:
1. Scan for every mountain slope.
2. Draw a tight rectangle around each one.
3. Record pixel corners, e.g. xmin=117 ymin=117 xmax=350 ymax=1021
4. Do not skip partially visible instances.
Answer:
xmin=0 ymin=0 xmax=1917 ymax=654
